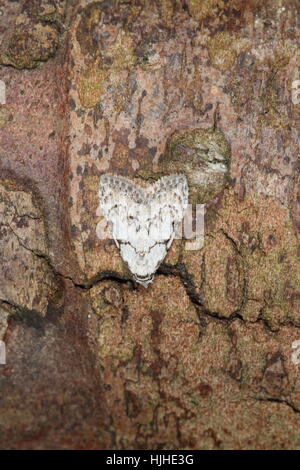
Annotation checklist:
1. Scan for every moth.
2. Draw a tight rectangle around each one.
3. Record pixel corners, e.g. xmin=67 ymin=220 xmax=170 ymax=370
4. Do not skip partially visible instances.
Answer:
xmin=99 ymin=173 xmax=188 ymax=287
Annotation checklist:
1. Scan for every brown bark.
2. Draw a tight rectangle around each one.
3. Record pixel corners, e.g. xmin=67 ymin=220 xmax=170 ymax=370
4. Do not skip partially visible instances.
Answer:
xmin=0 ymin=0 xmax=299 ymax=449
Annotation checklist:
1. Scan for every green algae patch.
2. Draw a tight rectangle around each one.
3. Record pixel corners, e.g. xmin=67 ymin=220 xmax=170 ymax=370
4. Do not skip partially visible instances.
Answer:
xmin=0 ymin=23 xmax=59 ymax=69
xmin=208 ymin=32 xmax=250 ymax=72
xmin=77 ymin=31 xmax=137 ymax=109
xmin=159 ymin=127 xmax=231 ymax=204
xmin=108 ymin=32 xmax=137 ymax=72
xmin=77 ymin=62 xmax=110 ymax=109
xmin=0 ymin=107 xmax=11 ymax=127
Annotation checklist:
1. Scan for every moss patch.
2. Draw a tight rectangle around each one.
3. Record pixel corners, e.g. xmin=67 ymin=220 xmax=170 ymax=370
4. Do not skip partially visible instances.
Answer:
xmin=158 ymin=127 xmax=231 ymax=204
xmin=77 ymin=61 xmax=109 ymax=109
xmin=77 ymin=31 xmax=137 ymax=109
xmin=0 ymin=23 xmax=59 ymax=69
xmin=0 ymin=107 xmax=12 ymax=127
xmin=208 ymin=32 xmax=250 ymax=72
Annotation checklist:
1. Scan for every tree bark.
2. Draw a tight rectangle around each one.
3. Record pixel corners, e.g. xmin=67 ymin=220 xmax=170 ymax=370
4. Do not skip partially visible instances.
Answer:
xmin=0 ymin=0 xmax=299 ymax=449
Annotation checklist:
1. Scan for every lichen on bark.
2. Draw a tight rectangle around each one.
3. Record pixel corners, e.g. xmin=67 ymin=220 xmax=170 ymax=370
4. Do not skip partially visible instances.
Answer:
xmin=0 ymin=0 xmax=300 ymax=451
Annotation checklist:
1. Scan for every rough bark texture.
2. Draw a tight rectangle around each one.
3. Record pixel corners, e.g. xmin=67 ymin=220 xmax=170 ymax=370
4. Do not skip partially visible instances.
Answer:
xmin=0 ymin=0 xmax=299 ymax=449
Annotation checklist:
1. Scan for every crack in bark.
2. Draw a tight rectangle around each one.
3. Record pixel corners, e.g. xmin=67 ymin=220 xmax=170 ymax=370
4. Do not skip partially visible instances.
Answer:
xmin=254 ymin=396 xmax=300 ymax=414
xmin=219 ymin=228 xmax=242 ymax=256
xmin=157 ymin=262 xmax=289 ymax=333
xmin=4 ymin=227 xmax=300 ymax=334
xmin=2 ymin=220 xmax=46 ymax=259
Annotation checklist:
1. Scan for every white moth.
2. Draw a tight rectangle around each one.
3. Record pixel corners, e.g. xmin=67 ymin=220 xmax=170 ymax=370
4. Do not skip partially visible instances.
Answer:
xmin=99 ymin=173 xmax=188 ymax=287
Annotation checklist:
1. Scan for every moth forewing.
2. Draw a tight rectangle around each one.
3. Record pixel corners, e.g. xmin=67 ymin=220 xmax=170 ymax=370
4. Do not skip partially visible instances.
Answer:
xmin=98 ymin=173 xmax=189 ymax=286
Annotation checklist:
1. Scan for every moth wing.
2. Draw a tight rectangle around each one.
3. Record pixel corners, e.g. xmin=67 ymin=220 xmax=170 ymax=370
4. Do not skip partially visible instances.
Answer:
xmin=150 ymin=174 xmax=188 ymax=241
xmin=99 ymin=174 xmax=143 ymax=219
xmin=153 ymin=174 xmax=188 ymax=220
xmin=99 ymin=174 xmax=146 ymax=241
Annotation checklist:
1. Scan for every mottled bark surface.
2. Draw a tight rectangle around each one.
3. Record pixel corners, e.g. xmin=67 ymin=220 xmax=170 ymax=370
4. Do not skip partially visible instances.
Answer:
xmin=0 ymin=0 xmax=299 ymax=449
